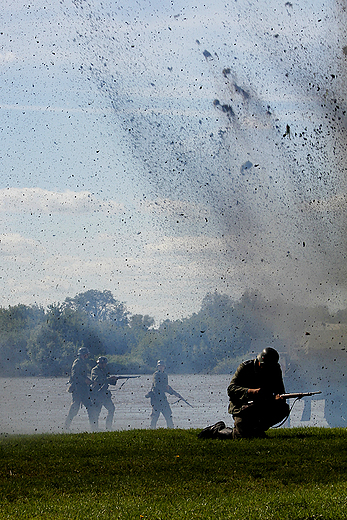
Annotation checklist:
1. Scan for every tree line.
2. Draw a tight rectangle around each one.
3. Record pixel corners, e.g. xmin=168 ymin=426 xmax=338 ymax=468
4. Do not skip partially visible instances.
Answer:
xmin=0 ymin=288 xmax=346 ymax=377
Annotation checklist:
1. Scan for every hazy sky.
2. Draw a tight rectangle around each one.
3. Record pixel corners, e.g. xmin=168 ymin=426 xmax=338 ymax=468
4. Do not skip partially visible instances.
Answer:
xmin=1 ymin=0 xmax=346 ymax=323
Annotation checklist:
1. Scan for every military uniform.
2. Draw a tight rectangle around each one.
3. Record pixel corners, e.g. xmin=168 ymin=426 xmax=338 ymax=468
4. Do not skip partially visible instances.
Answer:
xmin=149 ymin=367 xmax=176 ymax=429
xmin=198 ymin=348 xmax=289 ymax=440
xmin=65 ymin=353 xmax=94 ymax=430
xmin=225 ymin=358 xmax=289 ymax=438
xmin=90 ymin=362 xmax=116 ymax=431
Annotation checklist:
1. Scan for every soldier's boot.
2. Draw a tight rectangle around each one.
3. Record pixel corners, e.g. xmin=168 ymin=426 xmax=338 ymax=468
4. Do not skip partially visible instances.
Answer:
xmin=216 ymin=426 xmax=234 ymax=439
xmin=198 ymin=421 xmax=226 ymax=439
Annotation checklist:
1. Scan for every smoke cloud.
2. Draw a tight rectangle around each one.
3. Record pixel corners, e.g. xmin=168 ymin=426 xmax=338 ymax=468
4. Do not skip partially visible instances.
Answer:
xmin=66 ymin=0 xmax=347 ymax=313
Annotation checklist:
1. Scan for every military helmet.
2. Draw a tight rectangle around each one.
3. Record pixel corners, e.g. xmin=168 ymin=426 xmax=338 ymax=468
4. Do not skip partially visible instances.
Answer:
xmin=157 ymin=359 xmax=165 ymax=367
xmin=78 ymin=347 xmax=89 ymax=356
xmin=257 ymin=347 xmax=279 ymax=366
xmin=97 ymin=356 xmax=108 ymax=364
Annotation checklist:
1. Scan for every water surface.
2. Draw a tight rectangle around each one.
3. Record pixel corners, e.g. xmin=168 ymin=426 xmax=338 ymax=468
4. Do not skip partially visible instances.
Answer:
xmin=0 ymin=375 xmax=328 ymax=435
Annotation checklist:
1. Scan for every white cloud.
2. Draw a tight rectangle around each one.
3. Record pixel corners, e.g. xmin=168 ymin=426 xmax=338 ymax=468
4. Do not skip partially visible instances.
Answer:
xmin=0 ymin=233 xmax=42 ymax=257
xmin=0 ymin=188 xmax=124 ymax=215
xmin=0 ymin=52 xmax=16 ymax=64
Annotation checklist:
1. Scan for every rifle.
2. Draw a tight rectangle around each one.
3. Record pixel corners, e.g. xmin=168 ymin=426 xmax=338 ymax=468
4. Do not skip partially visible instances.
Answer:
xmin=172 ymin=392 xmax=194 ymax=408
xmin=280 ymin=391 xmax=321 ymax=399
xmin=111 ymin=375 xmax=140 ymax=389
xmin=94 ymin=375 xmax=140 ymax=392
xmin=270 ymin=390 xmax=322 ymax=428
xmin=247 ymin=390 xmax=321 ymax=406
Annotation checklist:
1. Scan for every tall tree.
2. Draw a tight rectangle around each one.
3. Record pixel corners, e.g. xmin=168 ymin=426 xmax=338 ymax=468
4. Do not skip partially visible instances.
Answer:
xmin=0 ymin=304 xmax=45 ymax=376
xmin=62 ymin=289 xmax=129 ymax=324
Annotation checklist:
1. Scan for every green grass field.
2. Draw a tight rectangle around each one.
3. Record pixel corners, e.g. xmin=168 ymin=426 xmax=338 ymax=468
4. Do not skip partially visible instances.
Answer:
xmin=1 ymin=427 xmax=347 ymax=519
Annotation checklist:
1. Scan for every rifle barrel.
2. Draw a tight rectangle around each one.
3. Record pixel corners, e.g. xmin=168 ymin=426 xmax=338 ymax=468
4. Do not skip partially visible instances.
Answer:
xmin=172 ymin=393 xmax=194 ymax=407
xmin=113 ymin=375 xmax=140 ymax=379
xmin=180 ymin=397 xmax=194 ymax=408
xmin=280 ymin=391 xmax=321 ymax=399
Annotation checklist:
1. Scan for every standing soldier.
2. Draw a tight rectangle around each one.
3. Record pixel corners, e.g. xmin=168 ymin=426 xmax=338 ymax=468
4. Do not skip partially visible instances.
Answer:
xmin=146 ymin=360 xmax=180 ymax=429
xmin=90 ymin=356 xmax=117 ymax=431
xmin=65 ymin=347 xmax=95 ymax=431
